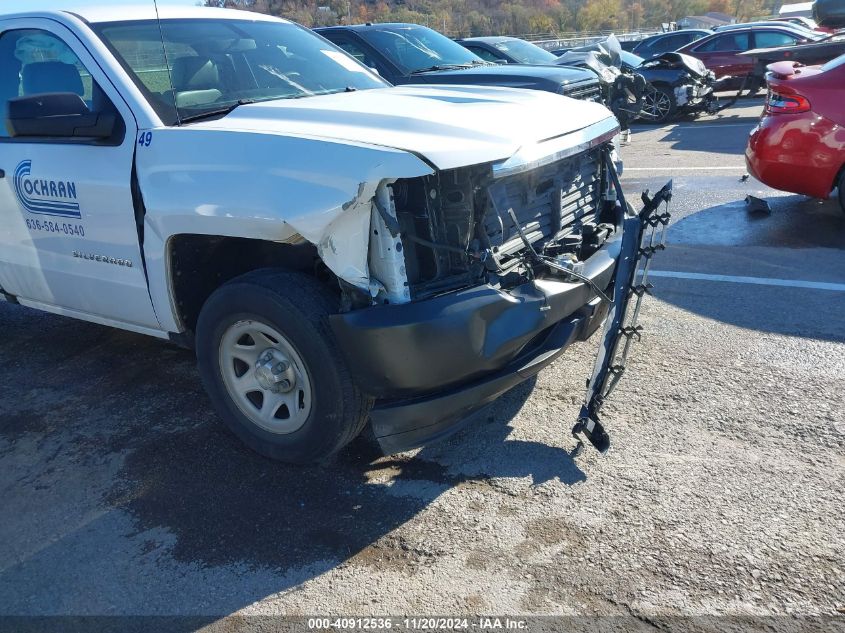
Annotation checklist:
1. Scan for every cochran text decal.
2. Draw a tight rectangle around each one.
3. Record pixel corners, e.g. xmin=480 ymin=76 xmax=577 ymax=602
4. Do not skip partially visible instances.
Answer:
xmin=14 ymin=160 xmax=81 ymax=219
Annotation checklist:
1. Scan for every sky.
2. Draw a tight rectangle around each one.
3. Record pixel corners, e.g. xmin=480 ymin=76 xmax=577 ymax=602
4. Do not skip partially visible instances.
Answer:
xmin=1 ymin=0 xmax=199 ymax=15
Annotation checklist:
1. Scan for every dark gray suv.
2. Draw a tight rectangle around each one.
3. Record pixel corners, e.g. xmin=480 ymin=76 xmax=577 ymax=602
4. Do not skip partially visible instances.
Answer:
xmin=316 ymin=23 xmax=603 ymax=103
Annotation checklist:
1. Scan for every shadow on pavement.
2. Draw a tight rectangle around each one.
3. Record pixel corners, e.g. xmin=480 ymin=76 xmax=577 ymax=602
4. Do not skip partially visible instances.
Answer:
xmin=105 ymin=374 xmax=584 ymax=573
xmin=652 ymin=194 xmax=845 ymax=342
xmin=668 ymin=194 xmax=845 ymax=249
xmin=0 ymin=304 xmax=585 ymax=614
xmin=654 ymin=124 xmax=749 ymax=156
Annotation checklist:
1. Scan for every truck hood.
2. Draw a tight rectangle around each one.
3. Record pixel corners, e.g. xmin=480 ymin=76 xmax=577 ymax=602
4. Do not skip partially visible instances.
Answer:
xmin=190 ymin=84 xmax=614 ymax=170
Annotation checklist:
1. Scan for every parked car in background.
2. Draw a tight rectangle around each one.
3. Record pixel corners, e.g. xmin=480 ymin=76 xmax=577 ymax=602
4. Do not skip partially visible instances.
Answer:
xmin=676 ymin=25 xmax=822 ymax=89
xmin=714 ymin=21 xmax=821 ymax=38
xmin=769 ymin=16 xmax=823 ymax=31
xmin=629 ymin=30 xmax=712 ymax=57
xmin=459 ymin=36 xmax=648 ymax=128
xmin=455 ymin=36 xmax=560 ymax=65
xmin=315 ymin=24 xmax=603 ymax=102
xmin=633 ymin=52 xmax=717 ymax=121
xmin=746 ymin=55 xmax=845 ymax=212
xmin=557 ymin=36 xmax=717 ymax=123
xmin=740 ymin=31 xmax=845 ymax=82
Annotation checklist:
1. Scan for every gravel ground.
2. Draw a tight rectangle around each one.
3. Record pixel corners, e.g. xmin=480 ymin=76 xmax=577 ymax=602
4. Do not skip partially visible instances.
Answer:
xmin=0 ymin=99 xmax=843 ymax=629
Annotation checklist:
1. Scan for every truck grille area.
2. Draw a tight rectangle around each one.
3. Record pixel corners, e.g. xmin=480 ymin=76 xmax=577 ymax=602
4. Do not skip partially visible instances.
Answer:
xmin=390 ymin=145 xmax=611 ymax=301
xmin=563 ymin=80 xmax=603 ymax=103
xmin=483 ymin=147 xmax=603 ymax=266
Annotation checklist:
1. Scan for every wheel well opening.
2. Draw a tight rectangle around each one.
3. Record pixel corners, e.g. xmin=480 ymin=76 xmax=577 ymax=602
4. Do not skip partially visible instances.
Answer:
xmin=169 ymin=235 xmax=324 ymax=334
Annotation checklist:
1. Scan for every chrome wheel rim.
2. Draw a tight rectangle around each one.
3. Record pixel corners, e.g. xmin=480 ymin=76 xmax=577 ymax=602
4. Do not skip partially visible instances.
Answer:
xmin=643 ymin=89 xmax=671 ymax=120
xmin=219 ymin=320 xmax=313 ymax=434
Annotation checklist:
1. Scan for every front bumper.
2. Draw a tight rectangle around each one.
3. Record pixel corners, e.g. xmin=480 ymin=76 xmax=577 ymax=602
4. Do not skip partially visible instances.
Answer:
xmin=332 ymin=166 xmax=672 ymax=456
xmin=677 ymin=82 xmax=714 ymax=109
xmin=364 ymin=296 xmax=609 ymax=455
xmin=330 ymin=216 xmax=624 ymax=454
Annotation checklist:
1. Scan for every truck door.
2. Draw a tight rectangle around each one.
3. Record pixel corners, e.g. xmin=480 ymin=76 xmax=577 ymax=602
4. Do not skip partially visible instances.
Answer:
xmin=0 ymin=20 xmax=160 ymax=331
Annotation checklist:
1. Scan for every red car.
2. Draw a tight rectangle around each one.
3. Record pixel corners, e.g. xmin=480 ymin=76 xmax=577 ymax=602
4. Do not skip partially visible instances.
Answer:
xmin=745 ymin=55 xmax=845 ymax=212
xmin=676 ymin=26 xmax=819 ymax=87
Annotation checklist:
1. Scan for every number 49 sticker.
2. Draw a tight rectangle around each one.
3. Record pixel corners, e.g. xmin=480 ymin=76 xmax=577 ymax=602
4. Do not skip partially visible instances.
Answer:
xmin=138 ymin=131 xmax=153 ymax=147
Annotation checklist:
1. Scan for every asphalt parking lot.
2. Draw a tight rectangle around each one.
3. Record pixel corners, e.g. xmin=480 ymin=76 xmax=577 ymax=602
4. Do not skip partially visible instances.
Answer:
xmin=1 ymin=97 xmax=843 ymax=627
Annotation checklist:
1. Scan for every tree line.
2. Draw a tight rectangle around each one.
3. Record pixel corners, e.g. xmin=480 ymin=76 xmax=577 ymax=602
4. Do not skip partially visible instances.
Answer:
xmin=204 ymin=0 xmax=777 ymax=36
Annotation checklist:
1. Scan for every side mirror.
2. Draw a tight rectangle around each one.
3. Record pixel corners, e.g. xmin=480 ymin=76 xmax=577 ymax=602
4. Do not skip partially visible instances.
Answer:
xmin=6 ymin=93 xmax=116 ymax=140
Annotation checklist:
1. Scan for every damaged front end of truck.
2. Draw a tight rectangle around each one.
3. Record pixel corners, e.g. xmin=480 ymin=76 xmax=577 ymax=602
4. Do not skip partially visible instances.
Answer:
xmin=327 ymin=117 xmax=672 ymax=455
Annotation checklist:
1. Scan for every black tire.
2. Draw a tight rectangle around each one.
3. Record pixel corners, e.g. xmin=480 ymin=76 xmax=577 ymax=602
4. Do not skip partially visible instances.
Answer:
xmin=642 ymin=85 xmax=677 ymax=123
xmin=196 ymin=269 xmax=371 ymax=464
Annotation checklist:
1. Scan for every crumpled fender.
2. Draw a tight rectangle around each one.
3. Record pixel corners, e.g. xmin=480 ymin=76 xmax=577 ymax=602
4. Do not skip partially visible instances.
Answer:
xmin=135 ymin=128 xmax=433 ymax=332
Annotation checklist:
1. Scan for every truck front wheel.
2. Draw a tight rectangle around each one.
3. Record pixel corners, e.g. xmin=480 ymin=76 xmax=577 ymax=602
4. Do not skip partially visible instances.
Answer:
xmin=196 ymin=270 xmax=371 ymax=463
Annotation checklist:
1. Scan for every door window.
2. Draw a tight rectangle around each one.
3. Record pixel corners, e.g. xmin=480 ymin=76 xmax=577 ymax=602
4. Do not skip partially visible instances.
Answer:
xmin=332 ymin=39 xmax=381 ymax=71
xmin=465 ymin=46 xmax=501 ymax=63
xmin=330 ymin=37 xmax=392 ymax=78
xmin=0 ymin=29 xmax=116 ymax=139
xmin=754 ymin=31 xmax=799 ymax=48
xmin=694 ymin=32 xmax=750 ymax=52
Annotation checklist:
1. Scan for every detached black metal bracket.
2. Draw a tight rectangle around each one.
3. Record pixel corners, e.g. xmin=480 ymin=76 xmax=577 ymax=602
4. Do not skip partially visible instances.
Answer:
xmin=572 ymin=150 xmax=673 ymax=455
xmin=631 ymin=283 xmax=653 ymax=298
xmin=572 ymin=414 xmax=610 ymax=454
xmin=619 ymin=325 xmax=643 ymax=342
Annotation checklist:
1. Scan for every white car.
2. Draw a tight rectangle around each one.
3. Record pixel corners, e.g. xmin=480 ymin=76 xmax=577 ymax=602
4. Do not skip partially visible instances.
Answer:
xmin=0 ymin=5 xmax=660 ymax=463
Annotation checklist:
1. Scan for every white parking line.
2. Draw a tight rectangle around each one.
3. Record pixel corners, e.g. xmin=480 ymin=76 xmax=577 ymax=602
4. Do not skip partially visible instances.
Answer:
xmin=625 ymin=166 xmax=745 ymax=171
xmin=649 ymin=270 xmax=845 ymax=292
xmin=636 ymin=123 xmax=758 ymax=131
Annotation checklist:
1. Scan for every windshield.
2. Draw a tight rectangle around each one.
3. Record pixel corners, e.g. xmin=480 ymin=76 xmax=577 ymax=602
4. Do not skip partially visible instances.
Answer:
xmin=770 ymin=24 xmax=822 ymax=39
xmin=718 ymin=23 xmax=821 ymax=39
xmin=621 ymin=50 xmax=644 ymax=68
xmin=784 ymin=26 xmax=825 ymax=39
xmin=95 ymin=18 xmax=388 ymax=125
xmin=492 ymin=39 xmax=558 ymax=64
xmin=357 ymin=25 xmax=483 ymax=74
xmin=818 ymin=32 xmax=845 ymax=43
xmin=789 ymin=17 xmax=818 ymax=29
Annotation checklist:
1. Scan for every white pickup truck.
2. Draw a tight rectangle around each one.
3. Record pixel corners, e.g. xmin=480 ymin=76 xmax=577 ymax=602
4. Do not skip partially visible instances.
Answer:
xmin=0 ymin=6 xmax=670 ymax=463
